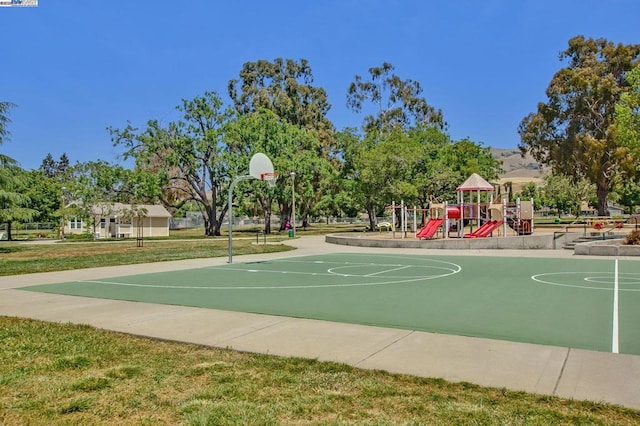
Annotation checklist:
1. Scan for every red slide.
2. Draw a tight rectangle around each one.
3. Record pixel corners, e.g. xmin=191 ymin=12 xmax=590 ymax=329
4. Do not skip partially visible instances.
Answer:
xmin=416 ymin=218 xmax=443 ymax=239
xmin=464 ymin=220 xmax=503 ymax=238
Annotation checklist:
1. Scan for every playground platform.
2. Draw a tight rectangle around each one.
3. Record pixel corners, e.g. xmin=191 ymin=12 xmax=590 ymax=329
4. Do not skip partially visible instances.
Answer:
xmin=327 ymin=232 xmax=567 ymax=250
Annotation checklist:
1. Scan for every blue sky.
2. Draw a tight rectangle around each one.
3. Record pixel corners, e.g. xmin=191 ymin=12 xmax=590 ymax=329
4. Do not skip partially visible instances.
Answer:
xmin=1 ymin=0 xmax=639 ymax=170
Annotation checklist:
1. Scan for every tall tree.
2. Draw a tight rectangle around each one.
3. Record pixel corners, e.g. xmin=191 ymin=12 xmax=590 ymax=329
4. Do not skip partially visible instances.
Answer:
xmin=228 ymin=58 xmax=334 ymax=146
xmin=338 ymin=127 xmax=424 ymax=230
xmin=25 ymin=170 xmax=62 ymax=224
xmin=0 ymin=157 xmax=37 ymax=240
xmin=225 ymin=109 xmax=329 ymax=233
xmin=347 ymin=62 xmax=444 ymax=133
xmin=518 ymin=36 xmax=640 ymax=215
xmin=110 ymin=91 xmax=233 ymax=236
xmin=39 ymin=153 xmax=71 ymax=180
xmin=337 ymin=128 xmax=390 ymax=230
xmin=0 ymin=101 xmax=16 ymax=145
xmin=614 ymin=65 xmax=640 ymax=160
xmin=0 ymin=102 xmax=38 ymax=239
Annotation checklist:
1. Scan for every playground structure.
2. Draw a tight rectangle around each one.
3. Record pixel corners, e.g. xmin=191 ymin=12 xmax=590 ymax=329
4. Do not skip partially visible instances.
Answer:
xmin=387 ymin=173 xmax=535 ymax=240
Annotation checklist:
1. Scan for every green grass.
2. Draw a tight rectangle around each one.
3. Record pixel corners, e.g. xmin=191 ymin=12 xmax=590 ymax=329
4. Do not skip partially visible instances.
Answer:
xmin=0 ymin=238 xmax=292 ymax=276
xmin=3 ymin=224 xmax=640 ymax=423
xmin=0 ymin=223 xmax=367 ymax=276
xmin=1 ymin=317 xmax=638 ymax=425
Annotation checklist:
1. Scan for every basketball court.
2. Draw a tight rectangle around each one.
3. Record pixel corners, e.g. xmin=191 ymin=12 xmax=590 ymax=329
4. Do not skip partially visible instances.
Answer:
xmin=21 ymin=252 xmax=640 ymax=356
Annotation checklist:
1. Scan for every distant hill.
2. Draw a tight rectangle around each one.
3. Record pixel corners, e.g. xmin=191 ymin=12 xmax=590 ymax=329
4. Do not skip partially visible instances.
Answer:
xmin=490 ymin=147 xmax=544 ymax=179
xmin=490 ymin=147 xmax=546 ymax=193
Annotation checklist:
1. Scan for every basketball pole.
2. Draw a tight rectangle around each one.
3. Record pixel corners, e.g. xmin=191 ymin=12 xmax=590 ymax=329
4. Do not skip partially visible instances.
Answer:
xmin=228 ymin=174 xmax=255 ymax=264
xmin=289 ymin=172 xmax=296 ymax=237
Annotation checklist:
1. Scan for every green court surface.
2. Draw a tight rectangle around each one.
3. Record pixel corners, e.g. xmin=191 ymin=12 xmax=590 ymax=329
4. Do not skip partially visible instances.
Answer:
xmin=23 ymin=253 xmax=640 ymax=355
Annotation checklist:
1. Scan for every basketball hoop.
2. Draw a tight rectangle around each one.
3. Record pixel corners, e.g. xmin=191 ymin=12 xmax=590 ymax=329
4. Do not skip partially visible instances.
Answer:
xmin=229 ymin=152 xmax=277 ymax=264
xmin=261 ymin=172 xmax=279 ymax=188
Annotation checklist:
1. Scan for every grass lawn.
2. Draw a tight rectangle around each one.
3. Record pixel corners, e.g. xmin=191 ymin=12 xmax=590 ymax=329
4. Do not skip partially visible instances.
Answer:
xmin=0 ymin=237 xmax=292 ymax=276
xmin=1 ymin=317 xmax=639 ymax=425
xmin=2 ymin=225 xmax=640 ymax=423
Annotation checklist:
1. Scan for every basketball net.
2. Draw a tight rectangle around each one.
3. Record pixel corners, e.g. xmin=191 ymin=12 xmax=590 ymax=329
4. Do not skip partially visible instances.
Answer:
xmin=261 ymin=172 xmax=279 ymax=188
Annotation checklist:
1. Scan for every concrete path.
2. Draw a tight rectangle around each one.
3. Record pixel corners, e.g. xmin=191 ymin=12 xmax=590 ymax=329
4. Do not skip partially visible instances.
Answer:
xmin=1 ymin=236 xmax=639 ymax=410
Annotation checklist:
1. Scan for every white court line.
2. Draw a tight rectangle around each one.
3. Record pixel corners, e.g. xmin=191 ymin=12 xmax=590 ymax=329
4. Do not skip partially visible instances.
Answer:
xmin=364 ymin=265 xmax=411 ymax=277
xmin=612 ymin=259 xmax=619 ymax=354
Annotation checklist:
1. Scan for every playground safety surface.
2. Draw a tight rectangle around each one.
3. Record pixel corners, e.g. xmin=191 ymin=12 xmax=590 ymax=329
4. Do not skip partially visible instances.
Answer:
xmin=1 ymin=236 xmax=640 ymax=410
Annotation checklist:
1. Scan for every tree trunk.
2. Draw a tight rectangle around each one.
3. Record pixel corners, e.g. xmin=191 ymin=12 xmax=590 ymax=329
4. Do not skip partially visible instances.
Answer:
xmin=596 ymin=184 xmax=610 ymax=216
xmin=366 ymin=204 xmax=377 ymax=231
xmin=6 ymin=222 xmax=13 ymax=241
xmin=214 ymin=207 xmax=227 ymax=236
xmin=259 ymin=194 xmax=272 ymax=234
xmin=264 ymin=210 xmax=272 ymax=234
xmin=279 ymin=203 xmax=291 ymax=231
xmin=204 ymin=204 xmax=216 ymax=236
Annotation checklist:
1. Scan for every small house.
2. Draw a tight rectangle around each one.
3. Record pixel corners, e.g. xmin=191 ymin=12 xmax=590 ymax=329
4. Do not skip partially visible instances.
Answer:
xmin=64 ymin=203 xmax=172 ymax=238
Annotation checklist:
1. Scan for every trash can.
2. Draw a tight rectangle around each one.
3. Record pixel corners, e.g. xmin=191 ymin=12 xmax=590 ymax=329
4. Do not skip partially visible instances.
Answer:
xmin=288 ymin=229 xmax=294 ymax=237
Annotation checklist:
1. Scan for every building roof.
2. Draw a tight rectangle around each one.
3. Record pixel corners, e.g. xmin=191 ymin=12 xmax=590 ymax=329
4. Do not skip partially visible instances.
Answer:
xmin=90 ymin=203 xmax=172 ymax=218
xmin=456 ymin=173 xmax=494 ymax=192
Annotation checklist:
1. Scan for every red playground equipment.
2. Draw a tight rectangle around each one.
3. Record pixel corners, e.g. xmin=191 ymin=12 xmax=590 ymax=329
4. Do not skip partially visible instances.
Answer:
xmin=386 ymin=174 xmax=535 ymax=240
xmin=415 ymin=218 xmax=444 ymax=239
xmin=412 ymin=173 xmax=535 ymax=240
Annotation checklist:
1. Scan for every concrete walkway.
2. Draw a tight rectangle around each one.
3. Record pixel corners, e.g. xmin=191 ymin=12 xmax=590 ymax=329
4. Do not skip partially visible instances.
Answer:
xmin=1 ymin=236 xmax=639 ymax=410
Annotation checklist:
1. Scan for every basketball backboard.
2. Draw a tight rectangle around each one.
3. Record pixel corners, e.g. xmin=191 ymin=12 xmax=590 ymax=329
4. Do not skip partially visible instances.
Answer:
xmin=249 ymin=153 xmax=274 ymax=180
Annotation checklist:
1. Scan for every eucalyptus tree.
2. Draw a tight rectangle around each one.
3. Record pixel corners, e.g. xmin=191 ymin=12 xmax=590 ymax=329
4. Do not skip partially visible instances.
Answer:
xmin=110 ymin=91 xmax=233 ymax=236
xmin=519 ymin=36 xmax=640 ymax=215
xmin=228 ymin=58 xmax=335 ymax=148
xmin=615 ymin=65 xmax=640 ymax=165
xmin=347 ymin=62 xmax=444 ymax=133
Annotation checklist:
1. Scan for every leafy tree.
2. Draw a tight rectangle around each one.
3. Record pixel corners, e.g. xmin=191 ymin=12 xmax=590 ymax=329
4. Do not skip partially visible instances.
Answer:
xmin=25 ymin=170 xmax=62 ymax=223
xmin=0 ymin=101 xmax=16 ymax=145
xmin=337 ymin=127 xmax=422 ymax=230
xmin=228 ymin=58 xmax=334 ymax=146
xmin=0 ymin=156 xmax=37 ymax=239
xmin=337 ymin=125 xmax=503 ymax=229
xmin=347 ymin=62 xmax=444 ymax=133
xmin=519 ymin=36 xmax=640 ymax=215
xmin=338 ymin=129 xmax=386 ymax=230
xmin=0 ymin=102 xmax=38 ymax=239
xmin=40 ymin=153 xmax=57 ymax=178
xmin=615 ymin=65 xmax=640 ymax=151
xmin=540 ymin=173 xmax=594 ymax=218
xmin=39 ymin=153 xmax=71 ymax=180
xmin=447 ymin=138 xmax=503 ymax=198
xmin=60 ymin=160 xmax=137 ymax=237
xmin=407 ymin=127 xmax=459 ymax=208
xmin=516 ymin=181 xmax=544 ymax=211
xmin=111 ymin=92 xmax=233 ymax=236
xmin=226 ymin=109 xmax=329 ymax=233
xmin=610 ymin=180 xmax=640 ymax=214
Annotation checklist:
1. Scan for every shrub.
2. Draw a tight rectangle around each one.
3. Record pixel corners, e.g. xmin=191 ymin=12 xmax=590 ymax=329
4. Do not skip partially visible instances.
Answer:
xmin=624 ymin=230 xmax=640 ymax=245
